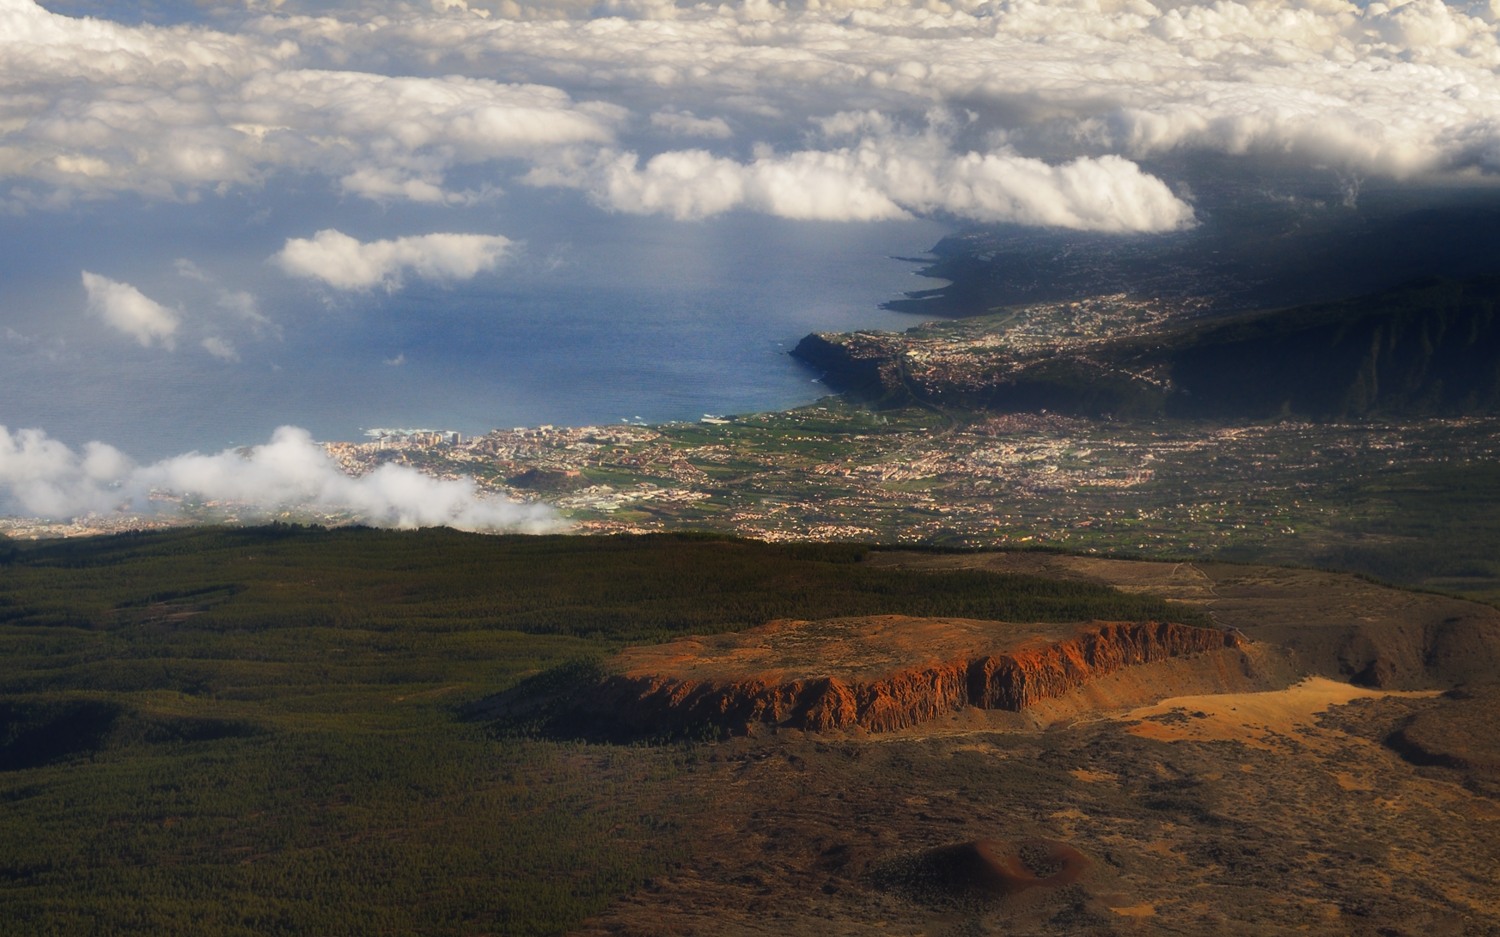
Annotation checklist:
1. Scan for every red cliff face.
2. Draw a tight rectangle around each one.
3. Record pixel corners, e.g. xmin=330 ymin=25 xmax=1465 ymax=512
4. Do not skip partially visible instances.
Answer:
xmin=969 ymin=620 xmax=1240 ymax=710
xmin=589 ymin=619 xmax=1242 ymax=737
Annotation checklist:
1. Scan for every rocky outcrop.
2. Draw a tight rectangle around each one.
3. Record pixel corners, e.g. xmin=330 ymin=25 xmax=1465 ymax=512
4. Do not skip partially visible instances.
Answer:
xmin=590 ymin=663 xmax=971 ymax=736
xmin=791 ymin=330 xmax=1169 ymax=417
xmin=968 ymin=620 xmax=1240 ymax=710
xmin=586 ymin=618 xmax=1243 ymax=737
xmin=864 ymin=550 xmax=1500 ymax=692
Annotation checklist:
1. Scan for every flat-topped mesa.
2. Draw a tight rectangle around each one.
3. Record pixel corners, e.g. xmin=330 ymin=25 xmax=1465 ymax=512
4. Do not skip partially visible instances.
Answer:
xmin=588 ymin=616 xmax=1244 ymax=737
xmin=970 ymin=620 xmax=1240 ymax=711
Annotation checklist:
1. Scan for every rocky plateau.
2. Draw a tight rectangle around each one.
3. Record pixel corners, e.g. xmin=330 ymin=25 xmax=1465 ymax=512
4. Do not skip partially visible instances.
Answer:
xmin=590 ymin=617 xmax=1254 ymax=737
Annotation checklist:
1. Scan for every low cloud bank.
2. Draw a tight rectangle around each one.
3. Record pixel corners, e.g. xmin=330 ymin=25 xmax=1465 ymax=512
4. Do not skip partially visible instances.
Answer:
xmin=14 ymin=0 xmax=1500 ymax=224
xmin=532 ymin=138 xmax=1194 ymax=231
xmin=0 ymin=425 xmax=561 ymax=533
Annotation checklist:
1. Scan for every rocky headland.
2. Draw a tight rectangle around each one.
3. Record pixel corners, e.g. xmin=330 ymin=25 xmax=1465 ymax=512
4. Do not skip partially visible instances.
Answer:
xmin=795 ymin=276 xmax=1500 ymax=420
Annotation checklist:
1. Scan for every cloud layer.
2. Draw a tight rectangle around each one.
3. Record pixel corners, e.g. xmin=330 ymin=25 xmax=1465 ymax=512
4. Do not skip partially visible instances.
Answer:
xmin=1 ymin=0 xmax=622 ymax=207
xmin=267 ymin=0 xmax=1500 ymax=187
xmin=11 ymin=0 xmax=1500 ymax=229
xmin=0 ymin=425 xmax=561 ymax=532
xmin=533 ymin=137 xmax=1194 ymax=231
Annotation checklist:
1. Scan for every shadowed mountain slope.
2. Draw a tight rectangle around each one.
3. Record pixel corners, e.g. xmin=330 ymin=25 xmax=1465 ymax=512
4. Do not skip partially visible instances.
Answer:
xmin=797 ymin=277 xmax=1500 ymax=420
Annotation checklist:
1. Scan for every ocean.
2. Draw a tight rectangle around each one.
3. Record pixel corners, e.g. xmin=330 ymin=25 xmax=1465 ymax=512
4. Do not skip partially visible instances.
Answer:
xmin=0 ymin=191 xmax=948 ymax=461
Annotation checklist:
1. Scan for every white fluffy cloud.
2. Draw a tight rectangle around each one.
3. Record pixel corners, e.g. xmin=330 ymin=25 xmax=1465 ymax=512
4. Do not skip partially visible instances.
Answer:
xmin=0 ymin=427 xmax=134 ymax=518
xmin=81 ymin=271 xmax=179 ymax=348
xmin=532 ymin=132 xmax=1195 ymax=231
xmin=201 ymin=336 xmax=239 ymax=361
xmin=0 ymin=424 xmax=561 ymax=532
xmin=273 ymin=229 xmax=514 ymax=290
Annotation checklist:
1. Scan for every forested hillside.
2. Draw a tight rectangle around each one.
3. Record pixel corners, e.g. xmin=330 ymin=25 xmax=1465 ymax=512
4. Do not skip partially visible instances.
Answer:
xmin=0 ymin=527 xmax=1190 ymax=937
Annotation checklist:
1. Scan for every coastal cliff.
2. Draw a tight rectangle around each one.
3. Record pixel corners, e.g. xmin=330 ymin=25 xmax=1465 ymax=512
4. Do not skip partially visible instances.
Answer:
xmin=793 ymin=277 xmax=1500 ymax=420
xmin=791 ymin=332 xmax=907 ymax=402
xmin=585 ymin=617 xmax=1245 ymax=737
xmin=791 ymin=329 xmax=1168 ymax=417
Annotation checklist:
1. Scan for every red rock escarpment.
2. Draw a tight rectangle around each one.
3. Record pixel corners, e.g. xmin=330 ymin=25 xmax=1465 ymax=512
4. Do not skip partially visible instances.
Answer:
xmin=591 ymin=617 xmax=1242 ymax=736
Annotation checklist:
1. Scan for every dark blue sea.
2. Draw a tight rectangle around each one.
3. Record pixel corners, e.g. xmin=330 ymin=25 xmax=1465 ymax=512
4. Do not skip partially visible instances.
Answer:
xmin=0 ymin=189 xmax=946 ymax=461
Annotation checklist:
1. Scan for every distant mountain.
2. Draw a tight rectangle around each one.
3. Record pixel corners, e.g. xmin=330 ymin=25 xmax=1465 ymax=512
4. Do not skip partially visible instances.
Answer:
xmin=795 ymin=277 xmax=1500 ymax=420
xmin=1159 ymin=276 xmax=1500 ymax=419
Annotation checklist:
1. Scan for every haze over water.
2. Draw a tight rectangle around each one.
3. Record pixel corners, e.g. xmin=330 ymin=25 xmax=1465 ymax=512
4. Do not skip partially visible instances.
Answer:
xmin=2 ymin=193 xmax=944 ymax=461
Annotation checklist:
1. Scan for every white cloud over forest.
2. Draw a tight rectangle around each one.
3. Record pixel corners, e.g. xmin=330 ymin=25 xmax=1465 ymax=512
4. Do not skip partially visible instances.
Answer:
xmin=0 ymin=424 xmax=562 ymax=532
xmin=273 ymin=229 xmax=515 ymax=290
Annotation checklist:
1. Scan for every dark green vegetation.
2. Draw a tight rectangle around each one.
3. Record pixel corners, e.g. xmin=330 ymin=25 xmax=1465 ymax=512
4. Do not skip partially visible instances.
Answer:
xmin=499 ymin=402 xmax=1500 ymax=605
xmin=0 ymin=526 xmax=1193 ymax=936
xmin=802 ymin=277 xmax=1500 ymax=421
xmin=1221 ymin=460 xmax=1500 ymax=604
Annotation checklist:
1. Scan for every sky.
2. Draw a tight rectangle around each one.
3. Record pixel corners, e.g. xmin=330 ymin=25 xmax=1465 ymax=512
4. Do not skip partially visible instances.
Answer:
xmin=4 ymin=0 xmax=1500 ymax=530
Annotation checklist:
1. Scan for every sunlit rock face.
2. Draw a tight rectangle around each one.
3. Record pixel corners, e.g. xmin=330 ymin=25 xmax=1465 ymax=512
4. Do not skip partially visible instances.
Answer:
xmin=588 ymin=616 xmax=1250 ymax=736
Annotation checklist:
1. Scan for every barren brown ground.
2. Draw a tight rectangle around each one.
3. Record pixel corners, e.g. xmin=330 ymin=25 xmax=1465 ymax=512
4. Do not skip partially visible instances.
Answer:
xmin=568 ymin=555 xmax=1500 ymax=936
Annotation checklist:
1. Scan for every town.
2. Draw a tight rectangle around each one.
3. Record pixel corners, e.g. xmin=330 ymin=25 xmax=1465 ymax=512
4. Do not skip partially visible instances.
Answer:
xmin=8 ymin=295 xmax=1498 ymax=602
xmin=317 ymin=398 xmax=1500 ymax=597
